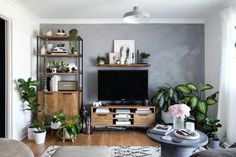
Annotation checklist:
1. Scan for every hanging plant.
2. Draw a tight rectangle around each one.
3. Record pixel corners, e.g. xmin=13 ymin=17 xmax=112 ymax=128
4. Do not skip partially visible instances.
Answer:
xmin=69 ymin=29 xmax=78 ymax=53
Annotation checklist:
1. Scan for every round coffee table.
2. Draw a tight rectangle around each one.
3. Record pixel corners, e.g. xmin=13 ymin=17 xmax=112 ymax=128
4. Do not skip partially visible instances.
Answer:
xmin=147 ymin=129 xmax=208 ymax=157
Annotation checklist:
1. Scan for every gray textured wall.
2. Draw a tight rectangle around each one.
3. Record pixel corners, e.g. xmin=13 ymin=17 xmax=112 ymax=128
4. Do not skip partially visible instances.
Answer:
xmin=40 ymin=24 xmax=204 ymax=106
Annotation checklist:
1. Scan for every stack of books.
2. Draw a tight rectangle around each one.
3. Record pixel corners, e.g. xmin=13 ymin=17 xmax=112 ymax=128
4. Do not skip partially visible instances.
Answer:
xmin=95 ymin=108 xmax=110 ymax=113
xmin=116 ymin=119 xmax=131 ymax=125
xmin=149 ymin=124 xmax=174 ymax=135
xmin=135 ymin=108 xmax=152 ymax=114
xmin=116 ymin=109 xmax=130 ymax=114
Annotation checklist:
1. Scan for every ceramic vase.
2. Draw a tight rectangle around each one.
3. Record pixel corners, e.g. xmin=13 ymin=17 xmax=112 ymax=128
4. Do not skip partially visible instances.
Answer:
xmin=173 ymin=116 xmax=184 ymax=129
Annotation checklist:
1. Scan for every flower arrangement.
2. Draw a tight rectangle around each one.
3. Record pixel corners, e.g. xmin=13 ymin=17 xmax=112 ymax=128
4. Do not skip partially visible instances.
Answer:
xmin=168 ymin=104 xmax=190 ymax=118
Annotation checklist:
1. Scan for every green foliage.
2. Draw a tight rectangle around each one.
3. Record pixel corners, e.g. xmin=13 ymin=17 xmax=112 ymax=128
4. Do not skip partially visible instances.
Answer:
xmin=57 ymin=115 xmax=82 ymax=139
xmin=203 ymin=117 xmax=222 ymax=138
xmin=140 ymin=52 xmax=150 ymax=59
xmin=176 ymin=83 xmax=219 ymax=125
xmin=33 ymin=121 xmax=46 ymax=133
xmin=18 ymin=78 xmax=39 ymax=123
xmin=69 ymin=29 xmax=78 ymax=53
xmin=49 ymin=111 xmax=66 ymax=123
xmin=96 ymin=56 xmax=106 ymax=63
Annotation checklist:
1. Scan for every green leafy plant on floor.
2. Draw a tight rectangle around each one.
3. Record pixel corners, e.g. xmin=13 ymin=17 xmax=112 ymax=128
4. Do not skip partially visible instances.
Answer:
xmin=49 ymin=111 xmax=66 ymax=123
xmin=18 ymin=78 xmax=39 ymax=124
xmin=176 ymin=83 xmax=219 ymax=126
xmin=203 ymin=117 xmax=222 ymax=138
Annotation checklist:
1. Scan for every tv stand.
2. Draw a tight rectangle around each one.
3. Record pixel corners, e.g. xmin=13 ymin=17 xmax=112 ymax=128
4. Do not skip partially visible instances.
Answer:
xmin=91 ymin=105 xmax=155 ymax=128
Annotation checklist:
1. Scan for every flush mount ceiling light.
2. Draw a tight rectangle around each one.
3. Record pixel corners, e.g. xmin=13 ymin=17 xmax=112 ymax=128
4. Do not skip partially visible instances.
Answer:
xmin=123 ymin=6 xmax=150 ymax=24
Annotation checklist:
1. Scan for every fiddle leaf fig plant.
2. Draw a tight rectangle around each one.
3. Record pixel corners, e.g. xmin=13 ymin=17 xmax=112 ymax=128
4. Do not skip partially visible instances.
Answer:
xmin=203 ymin=117 xmax=222 ymax=138
xmin=18 ymin=78 xmax=39 ymax=124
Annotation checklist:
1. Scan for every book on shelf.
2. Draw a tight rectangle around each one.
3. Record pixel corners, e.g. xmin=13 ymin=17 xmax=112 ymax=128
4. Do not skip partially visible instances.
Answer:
xmin=149 ymin=124 xmax=174 ymax=135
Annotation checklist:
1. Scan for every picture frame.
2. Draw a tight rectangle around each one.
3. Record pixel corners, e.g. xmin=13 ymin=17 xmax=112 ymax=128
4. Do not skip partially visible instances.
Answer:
xmin=114 ymin=40 xmax=135 ymax=64
xmin=109 ymin=52 xmax=120 ymax=64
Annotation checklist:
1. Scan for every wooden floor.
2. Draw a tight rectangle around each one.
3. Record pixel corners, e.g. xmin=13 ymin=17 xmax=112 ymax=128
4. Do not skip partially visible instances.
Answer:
xmin=22 ymin=129 xmax=160 ymax=157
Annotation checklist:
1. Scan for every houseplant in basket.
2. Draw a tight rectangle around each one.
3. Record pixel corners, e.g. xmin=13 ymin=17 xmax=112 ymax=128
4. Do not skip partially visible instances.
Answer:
xmin=17 ymin=78 xmax=39 ymax=140
xmin=203 ymin=117 xmax=222 ymax=149
xmin=58 ymin=114 xmax=82 ymax=142
xmin=49 ymin=111 xmax=65 ymax=130
xmin=151 ymin=84 xmax=184 ymax=123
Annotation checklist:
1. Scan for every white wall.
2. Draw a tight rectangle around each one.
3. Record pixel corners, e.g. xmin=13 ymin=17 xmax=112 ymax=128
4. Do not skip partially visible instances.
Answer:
xmin=204 ymin=9 xmax=222 ymax=118
xmin=0 ymin=0 xmax=39 ymax=140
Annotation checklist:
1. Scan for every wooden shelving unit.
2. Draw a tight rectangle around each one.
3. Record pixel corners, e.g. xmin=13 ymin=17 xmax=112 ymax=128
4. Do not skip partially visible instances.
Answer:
xmin=96 ymin=64 xmax=150 ymax=67
xmin=38 ymin=35 xmax=83 ymax=41
xmin=91 ymin=105 xmax=155 ymax=127
xmin=38 ymin=54 xmax=82 ymax=57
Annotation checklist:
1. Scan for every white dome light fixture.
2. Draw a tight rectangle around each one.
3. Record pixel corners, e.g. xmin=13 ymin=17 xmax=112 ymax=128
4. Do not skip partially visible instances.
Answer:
xmin=123 ymin=6 xmax=150 ymax=24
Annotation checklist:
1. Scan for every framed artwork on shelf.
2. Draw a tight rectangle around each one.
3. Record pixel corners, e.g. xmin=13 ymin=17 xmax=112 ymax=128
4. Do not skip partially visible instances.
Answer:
xmin=109 ymin=52 xmax=120 ymax=64
xmin=114 ymin=40 xmax=135 ymax=64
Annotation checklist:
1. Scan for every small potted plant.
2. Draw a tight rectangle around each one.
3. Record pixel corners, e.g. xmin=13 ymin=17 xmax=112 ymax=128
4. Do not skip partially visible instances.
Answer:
xmin=140 ymin=52 xmax=150 ymax=64
xmin=96 ymin=56 xmax=106 ymax=64
xmin=49 ymin=111 xmax=65 ymax=130
xmin=204 ymin=117 xmax=222 ymax=149
xmin=33 ymin=121 xmax=46 ymax=144
xmin=58 ymin=114 xmax=82 ymax=142
xmin=17 ymin=78 xmax=39 ymax=140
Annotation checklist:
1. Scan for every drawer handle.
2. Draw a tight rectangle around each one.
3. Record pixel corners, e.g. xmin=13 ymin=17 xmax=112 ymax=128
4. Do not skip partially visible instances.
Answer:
xmin=61 ymin=93 xmax=73 ymax=95
xmin=138 ymin=114 xmax=148 ymax=116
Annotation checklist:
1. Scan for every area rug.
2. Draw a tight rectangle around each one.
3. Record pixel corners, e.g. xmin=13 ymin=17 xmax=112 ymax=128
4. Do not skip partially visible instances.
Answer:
xmin=41 ymin=145 xmax=205 ymax=157
xmin=40 ymin=146 xmax=161 ymax=157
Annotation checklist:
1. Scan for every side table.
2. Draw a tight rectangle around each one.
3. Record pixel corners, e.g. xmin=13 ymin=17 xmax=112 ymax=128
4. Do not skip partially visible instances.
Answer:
xmin=147 ymin=129 xmax=208 ymax=157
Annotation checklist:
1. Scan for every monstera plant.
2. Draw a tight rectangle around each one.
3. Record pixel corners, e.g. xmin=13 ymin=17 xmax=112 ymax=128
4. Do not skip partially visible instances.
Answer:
xmin=176 ymin=83 xmax=219 ymax=126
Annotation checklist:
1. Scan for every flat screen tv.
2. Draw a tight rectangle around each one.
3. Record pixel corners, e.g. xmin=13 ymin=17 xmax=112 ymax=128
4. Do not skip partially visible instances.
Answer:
xmin=98 ymin=70 xmax=148 ymax=101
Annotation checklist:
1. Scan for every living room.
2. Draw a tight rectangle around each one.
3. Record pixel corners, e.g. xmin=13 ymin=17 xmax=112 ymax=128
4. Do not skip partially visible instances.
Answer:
xmin=1 ymin=0 xmax=236 ymax=157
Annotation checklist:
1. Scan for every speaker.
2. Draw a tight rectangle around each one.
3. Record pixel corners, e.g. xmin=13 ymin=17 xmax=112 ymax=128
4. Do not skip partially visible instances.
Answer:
xmin=58 ymin=81 xmax=77 ymax=91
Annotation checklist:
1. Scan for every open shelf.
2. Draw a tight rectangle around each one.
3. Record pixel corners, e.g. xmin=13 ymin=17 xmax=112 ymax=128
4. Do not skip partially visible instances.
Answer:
xmin=38 ymin=35 xmax=83 ymax=41
xmin=96 ymin=64 xmax=150 ymax=67
xmin=39 ymin=71 xmax=81 ymax=75
xmin=38 ymin=54 xmax=82 ymax=57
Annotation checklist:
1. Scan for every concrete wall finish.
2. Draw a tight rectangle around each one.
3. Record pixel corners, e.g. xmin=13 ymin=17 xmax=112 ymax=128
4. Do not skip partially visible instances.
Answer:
xmin=40 ymin=24 xmax=204 ymax=106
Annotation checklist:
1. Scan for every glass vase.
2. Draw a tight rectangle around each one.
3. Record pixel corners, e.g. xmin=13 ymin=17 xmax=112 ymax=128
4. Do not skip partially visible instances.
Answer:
xmin=173 ymin=116 xmax=184 ymax=129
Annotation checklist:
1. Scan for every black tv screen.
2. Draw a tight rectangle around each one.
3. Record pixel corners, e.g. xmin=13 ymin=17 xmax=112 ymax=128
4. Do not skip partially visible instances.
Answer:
xmin=98 ymin=70 xmax=148 ymax=101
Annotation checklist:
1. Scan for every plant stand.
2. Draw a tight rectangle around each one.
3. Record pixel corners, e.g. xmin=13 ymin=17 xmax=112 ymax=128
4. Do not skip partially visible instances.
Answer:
xmin=62 ymin=129 xmax=76 ymax=142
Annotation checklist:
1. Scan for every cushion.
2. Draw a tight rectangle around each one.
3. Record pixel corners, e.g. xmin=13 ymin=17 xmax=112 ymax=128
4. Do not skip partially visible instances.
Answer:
xmin=190 ymin=148 xmax=236 ymax=157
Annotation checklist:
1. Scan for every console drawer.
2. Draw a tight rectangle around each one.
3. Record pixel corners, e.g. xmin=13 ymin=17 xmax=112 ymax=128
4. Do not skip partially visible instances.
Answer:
xmin=134 ymin=114 xmax=155 ymax=126
xmin=92 ymin=114 xmax=113 ymax=126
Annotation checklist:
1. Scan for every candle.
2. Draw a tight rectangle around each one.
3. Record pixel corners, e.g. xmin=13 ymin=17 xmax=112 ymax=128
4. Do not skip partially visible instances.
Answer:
xmin=185 ymin=122 xmax=195 ymax=133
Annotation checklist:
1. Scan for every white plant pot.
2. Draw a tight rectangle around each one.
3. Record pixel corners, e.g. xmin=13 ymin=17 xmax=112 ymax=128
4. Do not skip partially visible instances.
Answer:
xmin=34 ymin=131 xmax=46 ymax=144
xmin=63 ymin=129 xmax=72 ymax=139
xmin=161 ymin=111 xmax=173 ymax=124
xmin=28 ymin=126 xmax=37 ymax=140
xmin=51 ymin=121 xmax=61 ymax=129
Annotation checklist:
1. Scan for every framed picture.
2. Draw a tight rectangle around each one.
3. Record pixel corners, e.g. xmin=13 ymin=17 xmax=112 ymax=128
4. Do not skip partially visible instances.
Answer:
xmin=114 ymin=40 xmax=135 ymax=64
xmin=109 ymin=52 xmax=120 ymax=64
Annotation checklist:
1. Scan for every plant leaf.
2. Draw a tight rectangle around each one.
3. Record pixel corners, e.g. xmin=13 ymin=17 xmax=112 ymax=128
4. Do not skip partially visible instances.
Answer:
xmin=158 ymin=96 xmax=165 ymax=108
xmin=176 ymin=85 xmax=191 ymax=94
xmin=169 ymin=88 xmax=174 ymax=98
xmin=190 ymin=96 xmax=199 ymax=109
xmin=196 ymin=112 xmax=206 ymax=122
xmin=186 ymin=83 xmax=198 ymax=91
xmin=198 ymin=101 xmax=207 ymax=114
xmin=207 ymin=91 xmax=219 ymax=99
xmin=200 ymin=84 xmax=213 ymax=91
xmin=206 ymin=98 xmax=217 ymax=105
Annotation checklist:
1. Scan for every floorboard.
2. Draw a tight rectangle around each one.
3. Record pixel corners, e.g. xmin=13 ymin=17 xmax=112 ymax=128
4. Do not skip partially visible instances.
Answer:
xmin=22 ymin=129 xmax=160 ymax=157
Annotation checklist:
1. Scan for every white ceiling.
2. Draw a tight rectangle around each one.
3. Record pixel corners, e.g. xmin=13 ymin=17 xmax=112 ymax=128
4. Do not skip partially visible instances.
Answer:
xmin=14 ymin=0 xmax=231 ymax=20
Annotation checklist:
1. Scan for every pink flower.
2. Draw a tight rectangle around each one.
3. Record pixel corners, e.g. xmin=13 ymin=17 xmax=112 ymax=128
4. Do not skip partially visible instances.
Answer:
xmin=168 ymin=104 xmax=190 ymax=118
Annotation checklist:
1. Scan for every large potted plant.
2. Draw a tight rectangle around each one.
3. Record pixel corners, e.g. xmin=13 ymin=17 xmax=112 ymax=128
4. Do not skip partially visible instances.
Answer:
xmin=176 ymin=83 xmax=219 ymax=129
xmin=17 ymin=78 xmax=39 ymax=140
xmin=151 ymin=85 xmax=184 ymax=123
xmin=203 ymin=117 xmax=222 ymax=149
xmin=58 ymin=114 xmax=82 ymax=142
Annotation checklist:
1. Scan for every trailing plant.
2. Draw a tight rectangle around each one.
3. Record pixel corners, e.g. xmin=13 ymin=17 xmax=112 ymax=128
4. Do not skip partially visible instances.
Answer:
xmin=203 ymin=117 xmax=222 ymax=138
xmin=57 ymin=114 xmax=82 ymax=139
xmin=49 ymin=111 xmax=66 ymax=123
xmin=176 ymin=83 xmax=219 ymax=126
xmin=18 ymin=78 xmax=39 ymax=124
xmin=140 ymin=52 xmax=150 ymax=59
xmin=69 ymin=29 xmax=78 ymax=53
